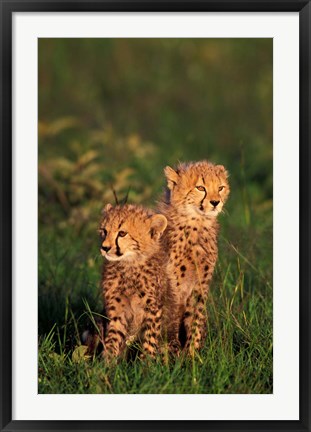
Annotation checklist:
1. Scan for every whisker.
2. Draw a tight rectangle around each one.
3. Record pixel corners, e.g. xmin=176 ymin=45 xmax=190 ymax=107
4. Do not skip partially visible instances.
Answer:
xmin=221 ymin=208 xmax=230 ymax=216
xmin=93 ymin=253 xmax=101 ymax=263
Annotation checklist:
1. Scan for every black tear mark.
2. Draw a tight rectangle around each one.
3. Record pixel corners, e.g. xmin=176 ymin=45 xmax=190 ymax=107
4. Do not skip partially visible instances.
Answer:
xmin=115 ymin=235 xmax=122 ymax=256
xmin=199 ymin=189 xmax=207 ymax=210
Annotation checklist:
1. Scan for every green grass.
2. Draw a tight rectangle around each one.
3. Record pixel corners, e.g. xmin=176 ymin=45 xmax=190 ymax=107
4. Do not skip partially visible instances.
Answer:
xmin=38 ymin=218 xmax=272 ymax=394
xmin=38 ymin=38 xmax=273 ymax=394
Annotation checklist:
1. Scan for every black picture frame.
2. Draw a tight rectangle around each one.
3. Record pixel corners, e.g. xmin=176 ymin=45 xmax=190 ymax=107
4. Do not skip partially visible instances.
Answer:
xmin=1 ymin=1 xmax=310 ymax=431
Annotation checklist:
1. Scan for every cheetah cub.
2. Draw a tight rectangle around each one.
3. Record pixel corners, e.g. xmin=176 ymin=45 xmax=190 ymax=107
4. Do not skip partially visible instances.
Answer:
xmin=99 ymin=204 xmax=168 ymax=359
xmin=159 ymin=160 xmax=230 ymax=355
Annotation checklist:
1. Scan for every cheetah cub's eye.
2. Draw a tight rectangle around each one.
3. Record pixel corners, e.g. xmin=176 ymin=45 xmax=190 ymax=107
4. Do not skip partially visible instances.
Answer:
xmin=196 ymin=186 xmax=205 ymax=192
xmin=219 ymin=186 xmax=225 ymax=192
xmin=118 ymin=231 xmax=127 ymax=237
xmin=100 ymin=228 xmax=107 ymax=239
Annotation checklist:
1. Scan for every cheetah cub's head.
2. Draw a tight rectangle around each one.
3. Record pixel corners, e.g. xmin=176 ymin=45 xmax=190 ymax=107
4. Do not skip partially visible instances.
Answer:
xmin=99 ymin=204 xmax=167 ymax=262
xmin=164 ymin=160 xmax=230 ymax=218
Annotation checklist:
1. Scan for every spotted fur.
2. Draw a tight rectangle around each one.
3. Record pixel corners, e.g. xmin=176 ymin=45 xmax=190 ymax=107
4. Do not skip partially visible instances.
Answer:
xmin=159 ymin=160 xmax=230 ymax=355
xmin=99 ymin=204 xmax=170 ymax=359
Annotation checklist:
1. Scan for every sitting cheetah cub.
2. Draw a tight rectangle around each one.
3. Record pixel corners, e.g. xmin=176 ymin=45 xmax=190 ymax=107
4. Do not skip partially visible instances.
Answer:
xmin=159 ymin=160 xmax=230 ymax=355
xmin=99 ymin=204 xmax=168 ymax=359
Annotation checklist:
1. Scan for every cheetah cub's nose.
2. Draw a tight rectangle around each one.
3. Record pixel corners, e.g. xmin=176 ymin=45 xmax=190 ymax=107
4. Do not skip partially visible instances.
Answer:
xmin=101 ymin=245 xmax=111 ymax=252
xmin=210 ymin=200 xmax=220 ymax=207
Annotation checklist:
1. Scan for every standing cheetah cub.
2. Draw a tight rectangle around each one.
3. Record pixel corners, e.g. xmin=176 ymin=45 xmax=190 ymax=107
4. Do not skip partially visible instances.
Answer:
xmin=159 ymin=160 xmax=230 ymax=355
xmin=99 ymin=204 xmax=168 ymax=359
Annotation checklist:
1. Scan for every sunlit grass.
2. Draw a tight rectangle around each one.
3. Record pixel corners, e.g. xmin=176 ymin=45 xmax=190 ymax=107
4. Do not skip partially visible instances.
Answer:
xmin=38 ymin=226 xmax=272 ymax=394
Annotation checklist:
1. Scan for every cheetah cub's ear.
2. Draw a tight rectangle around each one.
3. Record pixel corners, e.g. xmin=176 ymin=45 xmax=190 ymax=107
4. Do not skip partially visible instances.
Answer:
xmin=215 ymin=165 xmax=229 ymax=178
xmin=149 ymin=214 xmax=167 ymax=240
xmin=164 ymin=166 xmax=179 ymax=190
xmin=101 ymin=203 xmax=113 ymax=215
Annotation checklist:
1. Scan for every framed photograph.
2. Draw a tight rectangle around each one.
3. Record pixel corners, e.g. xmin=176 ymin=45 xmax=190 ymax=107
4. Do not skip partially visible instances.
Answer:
xmin=1 ymin=1 xmax=310 ymax=431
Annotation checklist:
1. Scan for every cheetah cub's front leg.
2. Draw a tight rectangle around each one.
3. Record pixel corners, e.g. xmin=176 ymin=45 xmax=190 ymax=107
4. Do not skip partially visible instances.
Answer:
xmin=104 ymin=303 xmax=129 ymax=358
xmin=183 ymin=252 xmax=216 ymax=354
xmin=141 ymin=298 xmax=162 ymax=358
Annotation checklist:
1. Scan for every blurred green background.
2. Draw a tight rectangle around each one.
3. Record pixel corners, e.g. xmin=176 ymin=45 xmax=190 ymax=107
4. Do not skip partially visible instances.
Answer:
xmin=38 ymin=39 xmax=273 ymax=393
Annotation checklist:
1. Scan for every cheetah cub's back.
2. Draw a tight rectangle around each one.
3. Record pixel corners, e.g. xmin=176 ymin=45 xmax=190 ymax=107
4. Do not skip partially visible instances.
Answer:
xmin=99 ymin=203 xmax=169 ymax=359
xmin=159 ymin=160 xmax=230 ymax=354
